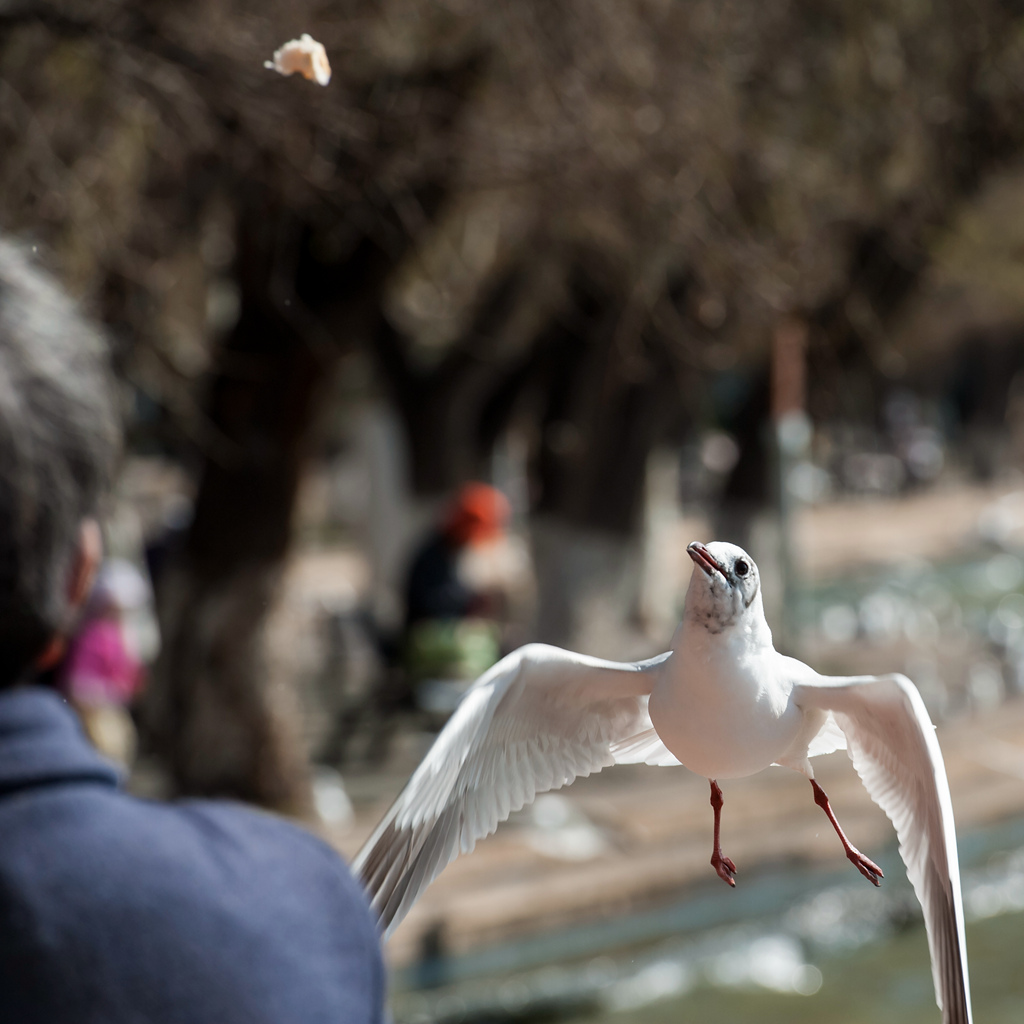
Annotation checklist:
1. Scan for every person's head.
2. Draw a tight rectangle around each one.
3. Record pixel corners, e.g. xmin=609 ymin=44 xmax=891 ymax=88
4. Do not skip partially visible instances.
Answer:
xmin=442 ymin=483 xmax=510 ymax=547
xmin=86 ymin=558 xmax=150 ymax=622
xmin=0 ymin=239 xmax=120 ymax=685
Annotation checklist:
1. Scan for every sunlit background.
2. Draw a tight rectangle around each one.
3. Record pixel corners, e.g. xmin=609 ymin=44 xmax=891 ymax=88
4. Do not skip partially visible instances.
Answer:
xmin=4 ymin=0 xmax=1024 ymax=1020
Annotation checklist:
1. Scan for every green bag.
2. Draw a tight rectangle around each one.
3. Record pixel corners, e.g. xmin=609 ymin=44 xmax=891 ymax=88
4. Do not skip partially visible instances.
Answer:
xmin=404 ymin=618 xmax=501 ymax=683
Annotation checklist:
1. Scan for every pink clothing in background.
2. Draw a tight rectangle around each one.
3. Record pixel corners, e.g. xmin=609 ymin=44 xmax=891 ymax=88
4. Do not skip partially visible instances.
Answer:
xmin=62 ymin=619 xmax=142 ymax=705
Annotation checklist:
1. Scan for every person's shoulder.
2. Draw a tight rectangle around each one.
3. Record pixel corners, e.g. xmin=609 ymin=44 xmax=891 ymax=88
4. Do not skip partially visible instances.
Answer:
xmin=128 ymin=795 xmax=381 ymax=942
xmin=178 ymin=798 xmax=330 ymax=851
xmin=0 ymin=789 xmax=385 ymax=1021
xmin=167 ymin=799 xmax=383 ymax=964
xmin=168 ymin=797 xmax=358 ymax=879
xmin=63 ymin=789 xmax=370 ymax=910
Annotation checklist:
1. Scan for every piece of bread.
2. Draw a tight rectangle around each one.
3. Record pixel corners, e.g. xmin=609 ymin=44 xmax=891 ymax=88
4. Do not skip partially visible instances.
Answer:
xmin=264 ymin=34 xmax=331 ymax=87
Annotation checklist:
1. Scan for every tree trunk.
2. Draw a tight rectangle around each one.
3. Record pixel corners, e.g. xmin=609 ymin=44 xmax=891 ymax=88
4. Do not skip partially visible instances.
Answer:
xmin=146 ymin=197 xmax=337 ymax=814
xmin=153 ymin=561 xmax=313 ymax=813
xmin=374 ymin=263 xmax=536 ymax=495
xmin=530 ymin=518 xmax=647 ymax=658
xmin=526 ymin=262 xmax=682 ymax=649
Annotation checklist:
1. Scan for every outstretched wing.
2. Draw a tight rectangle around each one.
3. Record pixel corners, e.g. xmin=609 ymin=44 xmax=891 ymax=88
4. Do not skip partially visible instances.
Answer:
xmin=794 ymin=673 xmax=971 ymax=1024
xmin=354 ymin=642 xmax=677 ymax=939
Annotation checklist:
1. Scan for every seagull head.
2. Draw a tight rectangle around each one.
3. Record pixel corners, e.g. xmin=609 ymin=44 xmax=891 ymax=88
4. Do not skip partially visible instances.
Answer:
xmin=684 ymin=540 xmax=768 ymax=640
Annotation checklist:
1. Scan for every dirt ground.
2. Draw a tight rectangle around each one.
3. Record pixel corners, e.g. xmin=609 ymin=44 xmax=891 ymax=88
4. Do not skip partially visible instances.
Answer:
xmin=792 ymin=480 xmax=1023 ymax=579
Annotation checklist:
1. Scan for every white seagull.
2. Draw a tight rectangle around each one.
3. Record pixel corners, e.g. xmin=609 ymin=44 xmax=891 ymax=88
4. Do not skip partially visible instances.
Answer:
xmin=355 ymin=540 xmax=972 ymax=1024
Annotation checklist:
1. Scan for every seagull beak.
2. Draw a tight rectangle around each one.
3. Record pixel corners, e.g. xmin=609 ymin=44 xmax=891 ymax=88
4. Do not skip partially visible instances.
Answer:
xmin=687 ymin=541 xmax=725 ymax=578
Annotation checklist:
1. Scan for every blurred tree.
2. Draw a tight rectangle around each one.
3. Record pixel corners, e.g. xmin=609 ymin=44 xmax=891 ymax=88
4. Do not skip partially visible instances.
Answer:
xmin=0 ymin=0 xmax=486 ymax=807
xmin=3 ymin=0 xmax=1024 ymax=802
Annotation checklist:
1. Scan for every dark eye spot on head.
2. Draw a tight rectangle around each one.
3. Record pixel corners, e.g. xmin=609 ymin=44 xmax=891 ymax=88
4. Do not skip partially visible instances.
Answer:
xmin=735 ymin=559 xmax=749 ymax=577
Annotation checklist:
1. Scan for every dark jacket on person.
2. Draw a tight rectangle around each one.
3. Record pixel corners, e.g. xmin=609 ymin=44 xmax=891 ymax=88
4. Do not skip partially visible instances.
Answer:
xmin=404 ymin=530 xmax=474 ymax=628
xmin=0 ymin=686 xmax=385 ymax=1024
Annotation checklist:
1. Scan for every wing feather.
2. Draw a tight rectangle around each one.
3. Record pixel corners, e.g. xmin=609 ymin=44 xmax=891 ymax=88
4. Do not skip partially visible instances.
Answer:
xmin=794 ymin=673 xmax=971 ymax=1024
xmin=806 ymin=710 xmax=847 ymax=758
xmin=353 ymin=643 xmax=676 ymax=938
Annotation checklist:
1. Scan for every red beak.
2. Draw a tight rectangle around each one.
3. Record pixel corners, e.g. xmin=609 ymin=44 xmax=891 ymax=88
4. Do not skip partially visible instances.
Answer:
xmin=687 ymin=541 xmax=724 ymax=578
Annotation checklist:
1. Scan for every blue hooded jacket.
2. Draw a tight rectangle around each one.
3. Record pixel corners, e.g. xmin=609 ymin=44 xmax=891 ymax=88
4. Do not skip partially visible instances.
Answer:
xmin=0 ymin=686 xmax=385 ymax=1023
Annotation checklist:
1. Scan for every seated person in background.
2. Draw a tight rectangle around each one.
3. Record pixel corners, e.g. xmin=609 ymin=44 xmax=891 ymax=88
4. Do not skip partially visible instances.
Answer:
xmin=0 ymin=239 xmax=384 ymax=1024
xmin=60 ymin=558 xmax=149 ymax=766
xmin=403 ymin=483 xmax=511 ymax=698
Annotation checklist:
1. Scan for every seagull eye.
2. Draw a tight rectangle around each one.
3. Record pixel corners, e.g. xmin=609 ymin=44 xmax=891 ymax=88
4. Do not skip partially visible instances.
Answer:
xmin=734 ymin=560 xmax=749 ymax=577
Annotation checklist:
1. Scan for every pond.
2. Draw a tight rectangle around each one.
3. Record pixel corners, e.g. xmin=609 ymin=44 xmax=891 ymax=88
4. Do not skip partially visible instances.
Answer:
xmin=571 ymin=912 xmax=1021 ymax=1024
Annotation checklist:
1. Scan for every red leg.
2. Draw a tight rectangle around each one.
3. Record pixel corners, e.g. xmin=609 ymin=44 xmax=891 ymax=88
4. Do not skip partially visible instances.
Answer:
xmin=810 ymin=779 xmax=883 ymax=886
xmin=709 ymin=779 xmax=737 ymax=886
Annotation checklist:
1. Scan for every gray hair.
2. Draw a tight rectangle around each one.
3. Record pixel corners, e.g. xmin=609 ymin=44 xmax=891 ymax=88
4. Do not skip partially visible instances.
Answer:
xmin=0 ymin=240 xmax=120 ymax=683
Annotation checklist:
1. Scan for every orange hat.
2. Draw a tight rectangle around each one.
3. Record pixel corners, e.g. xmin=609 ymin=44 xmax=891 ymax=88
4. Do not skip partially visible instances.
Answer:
xmin=444 ymin=483 xmax=510 ymax=546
